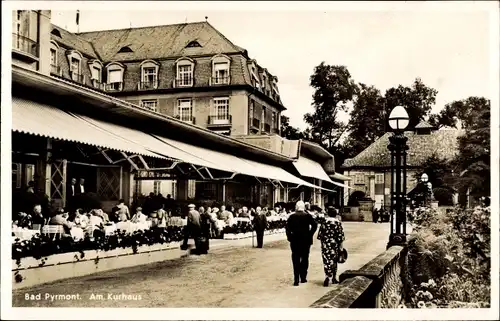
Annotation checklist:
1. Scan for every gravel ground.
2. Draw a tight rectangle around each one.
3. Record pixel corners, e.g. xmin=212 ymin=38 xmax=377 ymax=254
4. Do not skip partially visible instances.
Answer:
xmin=13 ymin=222 xmax=390 ymax=308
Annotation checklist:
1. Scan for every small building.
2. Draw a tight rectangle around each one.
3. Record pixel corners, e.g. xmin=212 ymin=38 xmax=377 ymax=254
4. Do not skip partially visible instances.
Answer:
xmin=342 ymin=122 xmax=463 ymax=209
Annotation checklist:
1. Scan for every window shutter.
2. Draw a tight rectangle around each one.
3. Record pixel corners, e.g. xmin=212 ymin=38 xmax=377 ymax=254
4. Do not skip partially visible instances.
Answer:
xmin=108 ymin=70 xmax=122 ymax=83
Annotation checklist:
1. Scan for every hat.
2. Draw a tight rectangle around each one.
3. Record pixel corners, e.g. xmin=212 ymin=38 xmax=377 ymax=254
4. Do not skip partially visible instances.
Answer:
xmin=338 ymin=248 xmax=348 ymax=264
xmin=188 ymin=204 xmax=195 ymax=208
xmin=212 ymin=208 xmax=219 ymax=213
xmin=136 ymin=207 xmax=142 ymax=211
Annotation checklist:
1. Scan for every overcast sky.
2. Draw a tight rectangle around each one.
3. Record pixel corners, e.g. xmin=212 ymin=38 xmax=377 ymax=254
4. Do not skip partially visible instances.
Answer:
xmin=51 ymin=3 xmax=493 ymax=130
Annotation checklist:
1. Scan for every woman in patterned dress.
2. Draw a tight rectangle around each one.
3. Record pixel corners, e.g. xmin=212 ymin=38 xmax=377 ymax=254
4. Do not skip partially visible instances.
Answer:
xmin=317 ymin=207 xmax=345 ymax=286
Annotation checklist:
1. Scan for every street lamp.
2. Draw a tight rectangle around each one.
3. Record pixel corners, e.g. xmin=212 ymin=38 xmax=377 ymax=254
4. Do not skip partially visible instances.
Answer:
xmin=387 ymin=106 xmax=409 ymax=248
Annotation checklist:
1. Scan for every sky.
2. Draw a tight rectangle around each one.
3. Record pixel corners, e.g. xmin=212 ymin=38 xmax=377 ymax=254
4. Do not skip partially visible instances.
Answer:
xmin=50 ymin=3 xmax=493 ymax=130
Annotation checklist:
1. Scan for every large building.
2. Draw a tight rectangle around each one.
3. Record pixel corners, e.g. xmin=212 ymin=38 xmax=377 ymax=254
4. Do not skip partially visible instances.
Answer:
xmin=47 ymin=21 xmax=284 ymax=137
xmin=11 ymin=10 xmax=349 ymax=211
xmin=342 ymin=122 xmax=463 ymax=209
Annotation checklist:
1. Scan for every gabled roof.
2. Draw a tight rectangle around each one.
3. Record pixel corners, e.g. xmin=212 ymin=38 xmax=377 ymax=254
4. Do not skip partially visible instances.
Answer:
xmin=76 ymin=21 xmax=245 ymax=62
xmin=342 ymin=129 xmax=464 ymax=169
xmin=415 ymin=120 xmax=435 ymax=129
xmin=50 ymin=24 xmax=99 ymax=59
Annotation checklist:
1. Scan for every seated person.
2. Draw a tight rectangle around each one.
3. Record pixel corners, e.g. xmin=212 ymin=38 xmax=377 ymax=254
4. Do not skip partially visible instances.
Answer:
xmin=73 ymin=208 xmax=89 ymax=229
xmin=48 ymin=208 xmax=73 ymax=234
xmin=131 ymin=207 xmax=148 ymax=224
xmin=31 ymin=204 xmax=46 ymax=228
xmin=115 ymin=199 xmax=130 ymax=222
xmin=88 ymin=209 xmax=104 ymax=228
xmin=218 ymin=205 xmax=233 ymax=223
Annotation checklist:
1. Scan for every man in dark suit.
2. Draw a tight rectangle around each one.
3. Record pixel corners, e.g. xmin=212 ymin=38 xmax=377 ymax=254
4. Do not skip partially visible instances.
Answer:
xmin=253 ymin=206 xmax=267 ymax=248
xmin=286 ymin=200 xmax=318 ymax=286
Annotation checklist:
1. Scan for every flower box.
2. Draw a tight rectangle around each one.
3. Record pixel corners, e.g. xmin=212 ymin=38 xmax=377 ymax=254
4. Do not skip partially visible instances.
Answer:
xmin=13 ymin=241 xmax=182 ymax=290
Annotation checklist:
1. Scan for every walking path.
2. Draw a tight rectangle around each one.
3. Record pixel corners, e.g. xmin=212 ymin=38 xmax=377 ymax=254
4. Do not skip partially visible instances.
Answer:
xmin=13 ymin=222 xmax=390 ymax=308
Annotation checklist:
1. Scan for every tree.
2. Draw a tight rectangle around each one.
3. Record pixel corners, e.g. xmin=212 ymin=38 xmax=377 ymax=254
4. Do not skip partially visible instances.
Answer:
xmin=413 ymin=154 xmax=456 ymax=206
xmin=304 ymin=62 xmax=357 ymax=150
xmin=452 ymin=98 xmax=490 ymax=203
xmin=280 ymin=115 xmax=305 ymax=140
xmin=344 ymin=83 xmax=386 ymax=157
xmin=428 ymin=97 xmax=490 ymax=130
xmin=384 ymin=78 xmax=438 ymax=130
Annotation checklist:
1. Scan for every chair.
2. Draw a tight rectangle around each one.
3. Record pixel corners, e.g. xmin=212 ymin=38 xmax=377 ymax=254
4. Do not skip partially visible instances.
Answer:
xmin=41 ymin=225 xmax=65 ymax=241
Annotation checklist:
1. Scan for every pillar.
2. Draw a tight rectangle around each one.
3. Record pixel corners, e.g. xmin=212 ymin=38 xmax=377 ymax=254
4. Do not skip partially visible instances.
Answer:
xmin=176 ymin=179 xmax=189 ymax=201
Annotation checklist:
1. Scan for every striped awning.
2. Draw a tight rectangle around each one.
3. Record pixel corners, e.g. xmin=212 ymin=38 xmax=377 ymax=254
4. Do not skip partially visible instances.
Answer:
xmin=12 ymin=97 xmax=161 ymax=158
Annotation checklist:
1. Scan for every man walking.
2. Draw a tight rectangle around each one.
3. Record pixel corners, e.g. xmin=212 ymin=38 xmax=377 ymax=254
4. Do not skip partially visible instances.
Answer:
xmin=253 ymin=206 xmax=267 ymax=248
xmin=181 ymin=204 xmax=201 ymax=253
xmin=286 ymin=200 xmax=318 ymax=286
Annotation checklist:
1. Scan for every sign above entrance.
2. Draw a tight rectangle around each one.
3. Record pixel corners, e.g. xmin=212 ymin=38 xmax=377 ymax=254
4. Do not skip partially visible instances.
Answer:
xmin=135 ymin=170 xmax=174 ymax=180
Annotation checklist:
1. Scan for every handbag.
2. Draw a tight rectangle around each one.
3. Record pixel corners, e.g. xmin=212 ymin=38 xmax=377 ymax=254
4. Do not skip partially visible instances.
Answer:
xmin=338 ymin=248 xmax=348 ymax=264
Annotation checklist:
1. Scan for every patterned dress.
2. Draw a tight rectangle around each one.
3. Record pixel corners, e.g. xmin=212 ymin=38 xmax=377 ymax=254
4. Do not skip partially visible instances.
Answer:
xmin=317 ymin=216 xmax=345 ymax=278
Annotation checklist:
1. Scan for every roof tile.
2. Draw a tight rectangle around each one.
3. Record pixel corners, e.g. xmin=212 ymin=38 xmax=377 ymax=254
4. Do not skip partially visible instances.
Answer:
xmin=343 ymin=129 xmax=464 ymax=168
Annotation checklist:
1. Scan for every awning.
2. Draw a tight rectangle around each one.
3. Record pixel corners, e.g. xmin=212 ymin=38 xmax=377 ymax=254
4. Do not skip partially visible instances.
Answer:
xmin=74 ymin=114 xmax=231 ymax=172
xmin=330 ymin=172 xmax=351 ymax=181
xmin=155 ymin=135 xmax=334 ymax=191
xmin=293 ymin=156 xmax=333 ymax=183
xmin=12 ymin=97 xmax=160 ymax=159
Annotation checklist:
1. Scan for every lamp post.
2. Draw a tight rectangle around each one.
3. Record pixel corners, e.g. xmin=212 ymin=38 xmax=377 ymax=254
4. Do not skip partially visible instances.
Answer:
xmin=387 ymin=106 xmax=410 ymax=248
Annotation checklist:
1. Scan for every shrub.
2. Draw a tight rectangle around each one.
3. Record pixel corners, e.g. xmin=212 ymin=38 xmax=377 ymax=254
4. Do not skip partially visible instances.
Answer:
xmin=406 ymin=205 xmax=490 ymax=308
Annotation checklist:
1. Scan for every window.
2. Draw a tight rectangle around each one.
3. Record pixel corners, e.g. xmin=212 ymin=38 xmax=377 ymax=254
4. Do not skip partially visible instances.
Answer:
xmin=118 ymin=46 xmax=133 ymax=53
xmin=17 ymin=10 xmax=22 ymax=21
xmin=186 ymin=41 xmax=201 ymax=48
xmin=50 ymin=48 xmax=57 ymax=65
xmin=51 ymin=29 xmax=62 ymax=37
xmin=70 ymin=57 xmax=80 ymax=74
xmin=213 ymin=97 xmax=229 ymax=120
xmin=250 ymin=101 xmax=255 ymax=118
xmin=142 ymin=67 xmax=157 ymax=85
xmin=375 ymin=173 xmax=384 ymax=184
xmin=141 ymin=99 xmax=158 ymax=112
xmin=272 ymin=112 xmax=276 ymax=130
xmin=12 ymin=163 xmax=21 ymax=189
xmin=178 ymin=64 xmax=193 ymax=86
xmin=91 ymin=66 xmax=101 ymax=82
xmin=213 ymin=62 xmax=229 ymax=84
xmin=354 ymin=174 xmax=365 ymax=185
xmin=153 ymin=181 xmax=161 ymax=195
xmin=105 ymin=62 xmax=125 ymax=91
xmin=108 ymin=69 xmax=123 ymax=90
xmin=177 ymin=99 xmax=193 ymax=122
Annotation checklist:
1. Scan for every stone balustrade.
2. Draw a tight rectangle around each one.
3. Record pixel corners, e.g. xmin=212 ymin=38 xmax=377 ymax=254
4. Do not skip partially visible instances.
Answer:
xmin=310 ymin=245 xmax=408 ymax=308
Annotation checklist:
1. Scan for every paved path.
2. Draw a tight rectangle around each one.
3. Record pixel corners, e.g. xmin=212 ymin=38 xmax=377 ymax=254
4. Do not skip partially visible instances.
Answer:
xmin=13 ymin=222 xmax=390 ymax=308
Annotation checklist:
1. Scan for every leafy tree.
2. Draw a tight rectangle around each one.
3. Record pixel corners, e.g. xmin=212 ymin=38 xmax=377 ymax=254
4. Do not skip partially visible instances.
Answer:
xmin=304 ymin=62 xmax=357 ymax=150
xmin=279 ymin=115 xmax=305 ymax=140
xmin=344 ymin=83 xmax=386 ymax=157
xmin=413 ymin=154 xmax=456 ymax=206
xmin=384 ymin=78 xmax=438 ymax=130
xmin=428 ymin=97 xmax=490 ymax=130
xmin=452 ymin=99 xmax=490 ymax=203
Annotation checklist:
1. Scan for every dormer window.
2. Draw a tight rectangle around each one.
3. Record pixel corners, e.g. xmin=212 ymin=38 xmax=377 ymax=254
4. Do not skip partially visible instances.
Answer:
xmin=88 ymin=60 xmax=103 ymax=89
xmin=175 ymin=58 xmax=194 ymax=87
xmin=105 ymin=62 xmax=125 ymax=91
xmin=66 ymin=50 xmax=84 ymax=84
xmin=211 ymin=54 xmax=230 ymax=85
xmin=51 ymin=29 xmax=61 ymax=38
xmin=117 ymin=46 xmax=133 ymax=53
xmin=186 ymin=41 xmax=201 ymax=48
xmin=139 ymin=60 xmax=160 ymax=90
xmin=49 ymin=41 xmax=60 ymax=76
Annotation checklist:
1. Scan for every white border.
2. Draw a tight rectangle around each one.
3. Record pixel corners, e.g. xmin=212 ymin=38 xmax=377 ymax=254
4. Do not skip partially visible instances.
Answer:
xmin=2 ymin=1 xmax=499 ymax=320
